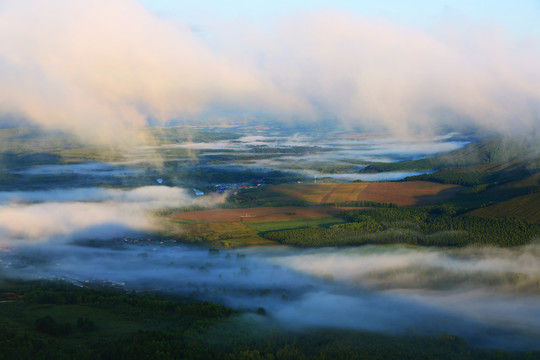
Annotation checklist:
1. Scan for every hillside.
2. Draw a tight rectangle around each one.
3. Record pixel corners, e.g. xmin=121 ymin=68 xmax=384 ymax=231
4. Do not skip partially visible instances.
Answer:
xmin=468 ymin=192 xmax=540 ymax=225
xmin=362 ymin=135 xmax=540 ymax=174
xmin=358 ymin=137 xmax=540 ymax=225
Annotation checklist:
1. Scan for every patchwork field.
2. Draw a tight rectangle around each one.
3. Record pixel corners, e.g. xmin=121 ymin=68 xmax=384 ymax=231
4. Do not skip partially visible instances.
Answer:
xmin=177 ymin=221 xmax=273 ymax=247
xmin=168 ymin=181 xmax=464 ymax=247
xmin=264 ymin=181 xmax=462 ymax=206
xmin=170 ymin=207 xmax=347 ymax=246
xmin=171 ymin=215 xmax=347 ymax=247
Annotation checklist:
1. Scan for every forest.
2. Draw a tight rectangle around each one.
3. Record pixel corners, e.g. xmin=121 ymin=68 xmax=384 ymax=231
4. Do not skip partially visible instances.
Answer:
xmin=0 ymin=280 xmax=538 ymax=360
xmin=264 ymin=206 xmax=540 ymax=247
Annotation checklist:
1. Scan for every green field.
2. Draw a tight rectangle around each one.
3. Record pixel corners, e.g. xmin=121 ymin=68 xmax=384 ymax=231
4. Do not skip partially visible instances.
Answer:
xmin=166 ymin=218 xmax=273 ymax=247
xmin=246 ymin=217 xmax=345 ymax=233
xmin=166 ymin=215 xmax=345 ymax=247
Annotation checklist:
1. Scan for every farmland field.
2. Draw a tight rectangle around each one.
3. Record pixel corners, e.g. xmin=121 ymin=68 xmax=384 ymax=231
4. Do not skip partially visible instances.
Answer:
xmin=171 ymin=207 xmax=348 ymax=246
xmin=170 ymin=181 xmax=464 ymax=245
xmin=170 ymin=220 xmax=272 ymax=246
xmin=251 ymin=181 xmax=462 ymax=207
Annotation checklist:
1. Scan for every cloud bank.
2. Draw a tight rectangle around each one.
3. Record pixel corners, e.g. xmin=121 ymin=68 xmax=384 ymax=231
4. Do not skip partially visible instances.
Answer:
xmin=249 ymin=12 xmax=540 ymax=135
xmin=2 ymin=243 xmax=540 ymax=350
xmin=0 ymin=186 xmax=221 ymax=244
xmin=0 ymin=0 xmax=304 ymax=144
xmin=0 ymin=186 xmax=192 ymax=206
xmin=1 ymin=0 xmax=539 ymax=143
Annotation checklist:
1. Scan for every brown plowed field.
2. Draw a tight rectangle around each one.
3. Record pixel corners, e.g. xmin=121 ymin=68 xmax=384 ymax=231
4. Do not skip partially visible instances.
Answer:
xmin=360 ymin=181 xmax=461 ymax=206
xmin=172 ymin=206 xmax=343 ymax=222
xmin=172 ymin=181 xmax=461 ymax=223
xmin=271 ymin=183 xmax=369 ymax=204
xmin=270 ymin=181 xmax=461 ymax=206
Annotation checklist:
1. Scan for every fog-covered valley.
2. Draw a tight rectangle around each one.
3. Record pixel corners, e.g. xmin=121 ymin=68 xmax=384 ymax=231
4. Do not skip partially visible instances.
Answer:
xmin=1 ymin=130 xmax=539 ymax=353
xmin=2 ymin=242 xmax=540 ymax=350
xmin=1 ymin=1 xmax=540 ymax=357
xmin=2 ymin=132 xmax=469 ymax=190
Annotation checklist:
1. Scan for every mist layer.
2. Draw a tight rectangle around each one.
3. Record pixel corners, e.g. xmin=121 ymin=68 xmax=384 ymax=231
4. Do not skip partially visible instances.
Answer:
xmin=2 ymin=243 xmax=539 ymax=351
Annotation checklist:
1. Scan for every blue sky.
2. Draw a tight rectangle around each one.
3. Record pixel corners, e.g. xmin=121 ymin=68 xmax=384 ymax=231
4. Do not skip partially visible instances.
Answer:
xmin=141 ymin=0 xmax=540 ymax=36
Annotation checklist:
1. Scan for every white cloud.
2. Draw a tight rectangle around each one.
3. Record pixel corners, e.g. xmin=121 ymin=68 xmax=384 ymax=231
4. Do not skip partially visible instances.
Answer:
xmin=0 ymin=1 xmax=539 ymax=142
xmin=0 ymin=186 xmax=224 ymax=243
xmin=0 ymin=0 xmax=305 ymax=144
xmin=3 ymin=243 xmax=540 ymax=350
xmin=0 ymin=202 xmax=152 ymax=240
xmin=241 ymin=12 xmax=540 ymax=135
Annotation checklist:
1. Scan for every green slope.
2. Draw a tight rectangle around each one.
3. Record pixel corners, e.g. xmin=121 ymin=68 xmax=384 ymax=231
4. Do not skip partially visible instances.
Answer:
xmin=468 ymin=191 xmax=540 ymax=225
xmin=362 ymin=135 xmax=540 ymax=173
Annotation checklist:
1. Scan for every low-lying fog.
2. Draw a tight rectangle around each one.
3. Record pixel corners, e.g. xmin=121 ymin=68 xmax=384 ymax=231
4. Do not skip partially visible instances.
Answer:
xmin=3 ymin=134 xmax=468 ymax=189
xmin=5 ymin=133 xmax=468 ymax=185
xmin=174 ymin=133 xmax=468 ymax=158
xmin=2 ymin=133 xmax=537 ymax=351
xmin=1 ymin=242 xmax=539 ymax=351
xmin=0 ymin=186 xmax=224 ymax=243
xmin=149 ymin=133 xmax=469 ymax=181
xmin=299 ymin=170 xmax=436 ymax=182
xmin=4 ymin=133 xmax=469 ymax=189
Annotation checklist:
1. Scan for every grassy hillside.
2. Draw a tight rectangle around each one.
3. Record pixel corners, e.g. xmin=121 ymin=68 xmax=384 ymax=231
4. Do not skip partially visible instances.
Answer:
xmin=357 ymin=136 xmax=540 ymax=219
xmin=362 ymin=135 xmax=540 ymax=173
xmin=426 ymin=171 xmax=540 ymax=216
xmin=468 ymin=192 xmax=540 ymax=225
